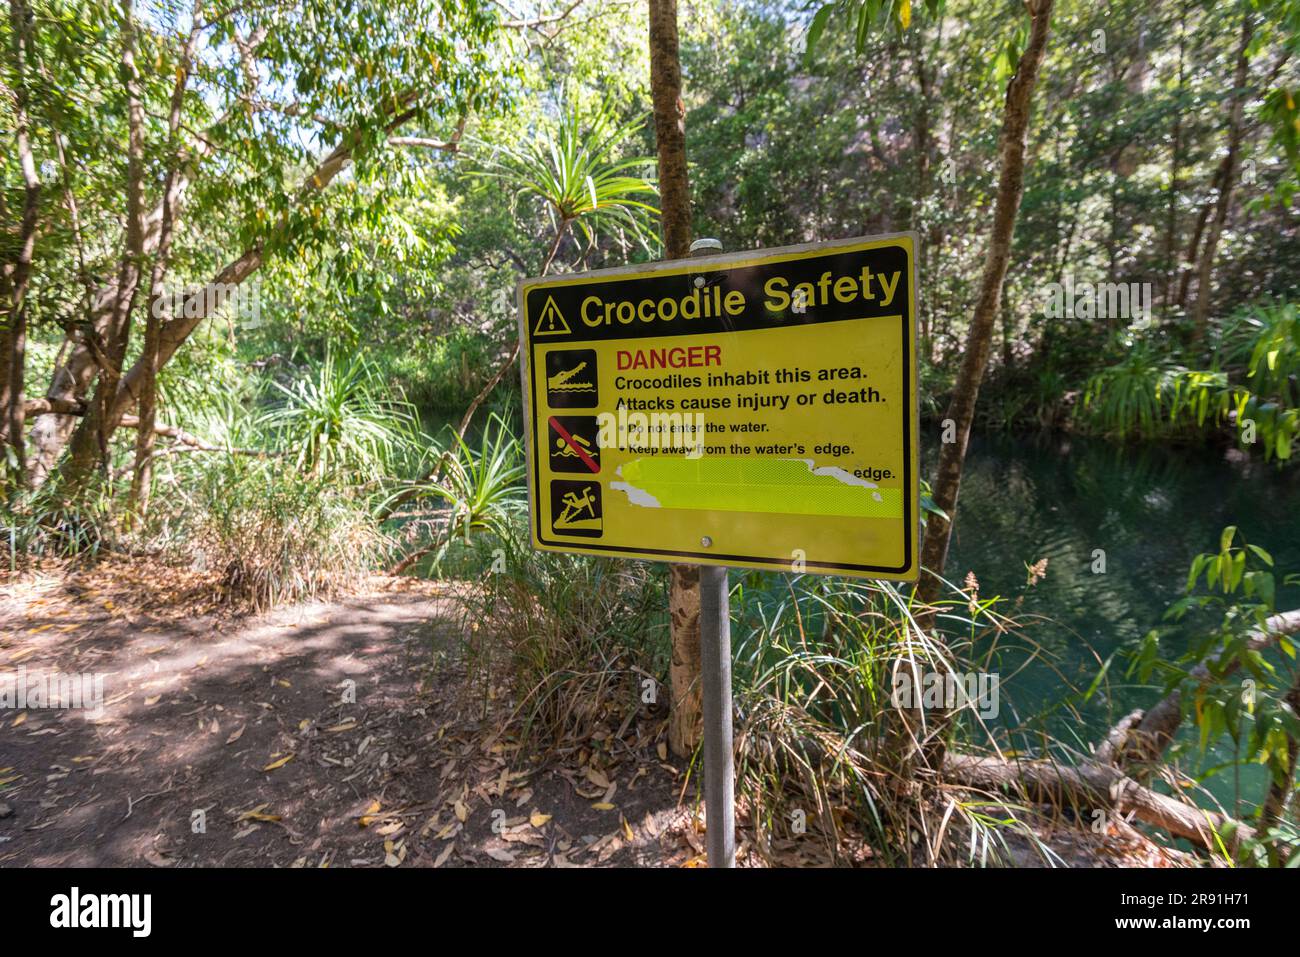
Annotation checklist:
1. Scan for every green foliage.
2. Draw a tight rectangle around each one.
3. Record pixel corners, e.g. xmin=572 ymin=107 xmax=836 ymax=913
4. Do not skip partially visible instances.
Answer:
xmin=432 ymin=414 xmax=526 ymax=540
xmin=471 ymin=98 xmax=661 ymax=265
xmin=805 ymin=0 xmax=942 ymax=64
xmin=4 ymin=0 xmax=506 ymax=341
xmin=1239 ymin=300 xmax=1300 ymax=407
xmin=1076 ymin=303 xmax=1300 ymax=461
xmin=259 ymin=352 xmax=422 ymax=483
xmin=1133 ymin=527 xmax=1300 ymax=863
xmin=388 ymin=412 xmax=525 ymax=571
xmin=375 ymin=328 xmax=498 ymax=414
xmin=1080 ymin=344 xmax=1183 ymax=439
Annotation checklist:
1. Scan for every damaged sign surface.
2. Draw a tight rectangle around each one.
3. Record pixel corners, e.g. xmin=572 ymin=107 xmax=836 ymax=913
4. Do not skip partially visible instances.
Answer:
xmin=516 ymin=232 xmax=920 ymax=580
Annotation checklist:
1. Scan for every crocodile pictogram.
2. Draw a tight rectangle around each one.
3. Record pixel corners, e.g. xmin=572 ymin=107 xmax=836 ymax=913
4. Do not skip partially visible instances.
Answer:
xmin=546 ymin=360 xmax=594 ymax=392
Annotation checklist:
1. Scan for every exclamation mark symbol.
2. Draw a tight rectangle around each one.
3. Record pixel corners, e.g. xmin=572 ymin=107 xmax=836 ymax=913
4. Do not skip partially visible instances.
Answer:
xmin=534 ymin=295 xmax=571 ymax=336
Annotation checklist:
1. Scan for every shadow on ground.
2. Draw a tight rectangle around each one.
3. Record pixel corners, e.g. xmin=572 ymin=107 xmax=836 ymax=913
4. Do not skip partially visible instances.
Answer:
xmin=0 ymin=566 xmax=699 ymax=867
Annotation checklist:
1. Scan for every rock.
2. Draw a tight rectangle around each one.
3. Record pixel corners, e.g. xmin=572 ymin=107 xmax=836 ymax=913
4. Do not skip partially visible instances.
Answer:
xmin=0 ymin=801 xmax=14 ymax=820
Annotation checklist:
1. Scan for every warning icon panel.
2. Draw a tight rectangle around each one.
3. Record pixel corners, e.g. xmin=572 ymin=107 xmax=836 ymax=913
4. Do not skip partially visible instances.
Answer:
xmin=550 ymin=480 xmax=602 ymax=538
xmin=545 ymin=349 xmax=598 ymax=409
xmin=533 ymin=295 xmax=571 ymax=336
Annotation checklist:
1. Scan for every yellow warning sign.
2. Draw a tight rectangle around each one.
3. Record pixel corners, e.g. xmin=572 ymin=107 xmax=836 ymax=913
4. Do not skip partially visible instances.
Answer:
xmin=517 ymin=233 xmax=919 ymax=580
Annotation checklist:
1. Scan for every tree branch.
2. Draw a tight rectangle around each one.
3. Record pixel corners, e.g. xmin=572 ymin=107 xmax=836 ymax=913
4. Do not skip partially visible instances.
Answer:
xmin=1114 ymin=609 xmax=1300 ymax=771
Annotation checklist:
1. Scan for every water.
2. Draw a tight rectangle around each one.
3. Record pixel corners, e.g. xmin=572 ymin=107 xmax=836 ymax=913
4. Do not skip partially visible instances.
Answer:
xmin=938 ymin=431 xmax=1300 ymax=804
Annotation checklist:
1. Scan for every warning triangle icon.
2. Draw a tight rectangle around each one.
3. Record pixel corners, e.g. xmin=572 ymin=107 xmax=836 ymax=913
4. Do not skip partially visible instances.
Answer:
xmin=534 ymin=295 xmax=571 ymax=336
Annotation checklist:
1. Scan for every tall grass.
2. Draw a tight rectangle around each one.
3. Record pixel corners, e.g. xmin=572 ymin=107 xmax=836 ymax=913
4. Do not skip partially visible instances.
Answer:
xmin=444 ymin=521 xmax=1063 ymax=865
xmin=1 ymin=477 xmax=118 ymax=566
xmin=729 ymin=571 xmax=1060 ymax=865
xmin=445 ymin=520 xmax=668 ymax=747
xmin=155 ymin=454 xmax=387 ymax=610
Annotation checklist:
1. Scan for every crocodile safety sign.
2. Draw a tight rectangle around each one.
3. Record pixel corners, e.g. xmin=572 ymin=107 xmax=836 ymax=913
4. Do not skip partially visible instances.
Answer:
xmin=516 ymin=232 xmax=919 ymax=579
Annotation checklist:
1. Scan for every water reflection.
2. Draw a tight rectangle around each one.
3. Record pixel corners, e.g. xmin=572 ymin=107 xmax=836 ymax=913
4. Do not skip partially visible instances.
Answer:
xmin=935 ymin=431 xmax=1300 ymax=793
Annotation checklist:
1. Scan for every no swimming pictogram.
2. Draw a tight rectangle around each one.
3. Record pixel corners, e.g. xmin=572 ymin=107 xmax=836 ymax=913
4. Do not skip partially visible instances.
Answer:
xmin=548 ymin=415 xmax=600 ymax=474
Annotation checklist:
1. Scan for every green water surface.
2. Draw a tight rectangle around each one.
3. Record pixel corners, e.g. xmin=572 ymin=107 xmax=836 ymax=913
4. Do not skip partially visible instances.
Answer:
xmin=939 ymin=431 xmax=1300 ymax=809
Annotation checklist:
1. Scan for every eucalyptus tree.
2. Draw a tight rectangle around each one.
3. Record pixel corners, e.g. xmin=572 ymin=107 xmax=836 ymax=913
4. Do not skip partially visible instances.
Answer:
xmin=5 ymin=0 xmax=503 ymax=500
xmin=648 ymin=0 xmax=701 ymax=759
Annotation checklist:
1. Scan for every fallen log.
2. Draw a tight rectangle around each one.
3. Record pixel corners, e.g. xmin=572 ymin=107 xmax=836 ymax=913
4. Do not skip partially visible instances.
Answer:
xmin=944 ymin=752 xmax=1250 ymax=855
xmin=742 ymin=724 xmax=1251 ymax=857
xmin=1094 ymin=708 xmax=1143 ymax=766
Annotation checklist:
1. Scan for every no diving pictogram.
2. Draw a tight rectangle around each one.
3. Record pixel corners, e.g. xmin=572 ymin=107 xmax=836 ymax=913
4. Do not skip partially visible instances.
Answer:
xmin=549 ymin=480 xmax=602 ymax=538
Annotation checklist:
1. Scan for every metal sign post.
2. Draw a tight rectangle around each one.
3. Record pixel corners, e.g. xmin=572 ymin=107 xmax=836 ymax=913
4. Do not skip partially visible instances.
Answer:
xmin=689 ymin=238 xmax=734 ymax=868
xmin=699 ymin=562 xmax=734 ymax=867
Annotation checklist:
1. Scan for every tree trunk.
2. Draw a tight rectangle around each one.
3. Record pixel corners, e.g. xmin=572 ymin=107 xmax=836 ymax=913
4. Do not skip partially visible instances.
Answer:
xmin=649 ymin=0 xmax=702 ymax=759
xmin=1174 ymin=158 xmax=1224 ymax=310
xmin=129 ymin=5 xmax=200 ymax=517
xmin=916 ymin=0 xmax=1054 ymax=606
xmin=1 ymin=0 xmax=42 ymax=481
xmin=128 ymin=237 xmax=167 ymax=517
xmin=1189 ymin=11 xmax=1253 ymax=343
xmin=1161 ymin=0 xmax=1188 ymax=311
xmin=894 ymin=0 xmax=1054 ymax=794
xmin=26 ymin=145 xmax=203 ymax=488
xmin=57 ymin=0 xmax=148 ymax=492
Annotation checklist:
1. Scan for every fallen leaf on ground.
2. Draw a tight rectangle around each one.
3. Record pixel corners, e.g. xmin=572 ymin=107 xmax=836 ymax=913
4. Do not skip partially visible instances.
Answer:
xmin=236 ymin=806 xmax=282 ymax=823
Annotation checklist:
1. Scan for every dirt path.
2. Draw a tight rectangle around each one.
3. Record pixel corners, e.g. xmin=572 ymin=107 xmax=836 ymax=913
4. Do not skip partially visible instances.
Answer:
xmin=0 ymin=563 xmax=703 ymax=867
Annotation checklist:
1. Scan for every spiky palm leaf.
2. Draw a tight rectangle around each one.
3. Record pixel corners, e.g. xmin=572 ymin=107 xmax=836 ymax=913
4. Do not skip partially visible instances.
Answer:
xmin=473 ymin=101 xmax=660 ymax=260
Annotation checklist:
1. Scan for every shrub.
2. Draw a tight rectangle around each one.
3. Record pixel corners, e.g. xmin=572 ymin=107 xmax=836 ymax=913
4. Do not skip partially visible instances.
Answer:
xmin=161 ymin=456 xmax=387 ymax=610
xmin=259 ymin=351 xmax=423 ymax=483
xmin=445 ymin=518 xmax=668 ymax=749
